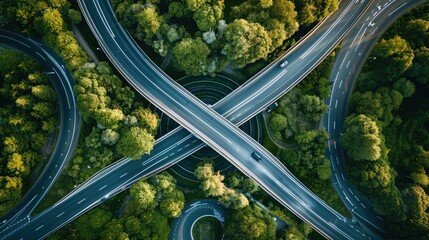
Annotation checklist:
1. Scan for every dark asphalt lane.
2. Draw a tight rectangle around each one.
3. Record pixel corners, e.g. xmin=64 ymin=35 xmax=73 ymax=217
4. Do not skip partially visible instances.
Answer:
xmin=0 ymin=30 xmax=81 ymax=231
xmin=170 ymin=199 xmax=226 ymax=240
xmin=77 ymin=0 xmax=373 ymax=239
xmin=323 ymin=0 xmax=428 ymax=235
xmin=3 ymin=0 xmax=421 ymax=238
xmin=1 ymin=2 xmax=372 ymax=238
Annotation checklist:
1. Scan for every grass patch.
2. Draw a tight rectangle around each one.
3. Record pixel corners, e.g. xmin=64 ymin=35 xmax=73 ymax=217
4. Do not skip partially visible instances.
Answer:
xmin=192 ymin=217 xmax=223 ymax=240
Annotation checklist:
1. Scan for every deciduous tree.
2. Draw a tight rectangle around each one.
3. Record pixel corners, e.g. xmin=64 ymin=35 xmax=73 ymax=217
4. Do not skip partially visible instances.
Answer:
xmin=116 ymin=126 xmax=155 ymax=159
xmin=224 ymin=205 xmax=276 ymax=239
xmin=224 ymin=19 xmax=272 ymax=67
xmin=130 ymin=179 xmax=156 ymax=210
xmin=342 ymin=114 xmax=382 ymax=161
xmin=172 ymin=38 xmax=211 ymax=76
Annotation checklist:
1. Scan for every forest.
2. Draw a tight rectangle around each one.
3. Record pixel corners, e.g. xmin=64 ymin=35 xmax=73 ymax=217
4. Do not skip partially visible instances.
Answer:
xmin=0 ymin=0 xmax=159 ymax=219
xmin=64 ymin=172 xmax=185 ymax=239
xmin=0 ymin=50 xmax=58 ymax=216
xmin=112 ymin=0 xmax=339 ymax=76
xmin=264 ymin=49 xmax=351 ymax=218
xmin=341 ymin=3 xmax=429 ymax=238
xmin=194 ymin=162 xmax=314 ymax=239
xmin=4 ymin=0 xmax=428 ymax=237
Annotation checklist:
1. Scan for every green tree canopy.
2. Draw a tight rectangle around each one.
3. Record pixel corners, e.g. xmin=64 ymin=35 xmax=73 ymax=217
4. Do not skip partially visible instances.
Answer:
xmin=129 ymin=179 xmax=157 ymax=210
xmin=139 ymin=209 xmax=170 ymax=239
xmin=219 ymin=189 xmax=249 ymax=209
xmin=406 ymin=47 xmax=429 ymax=85
xmin=116 ymin=126 xmax=155 ymax=159
xmin=95 ymin=108 xmax=124 ymax=129
xmin=196 ymin=164 xmax=225 ymax=197
xmin=159 ymin=197 xmax=184 ymax=218
xmin=186 ymin=0 xmax=207 ymax=11
xmin=299 ymin=95 xmax=328 ymax=121
xmin=172 ymin=38 xmax=211 ymax=76
xmin=75 ymin=208 xmax=113 ymax=240
xmin=404 ymin=19 xmax=429 ymax=49
xmin=35 ymin=9 xmax=64 ymax=35
xmin=393 ymin=78 xmax=415 ymax=98
xmin=131 ymin=106 xmax=159 ymax=133
xmin=402 ymin=185 xmax=429 ymax=217
xmin=350 ymin=91 xmax=383 ymax=119
xmin=101 ymin=219 xmax=129 ymax=240
xmin=135 ymin=7 xmax=163 ymax=43
xmin=224 ymin=205 xmax=276 ymax=239
xmin=193 ymin=4 xmax=222 ymax=32
xmin=0 ymin=176 xmax=22 ymax=217
xmin=224 ymin=19 xmax=272 ymax=67
xmin=372 ymin=35 xmax=414 ymax=79
xmin=342 ymin=114 xmax=382 ymax=161
xmin=269 ymin=113 xmax=288 ymax=132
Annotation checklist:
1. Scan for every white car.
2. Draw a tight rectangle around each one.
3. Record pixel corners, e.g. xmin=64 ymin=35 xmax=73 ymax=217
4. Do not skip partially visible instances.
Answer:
xmin=280 ymin=60 xmax=288 ymax=68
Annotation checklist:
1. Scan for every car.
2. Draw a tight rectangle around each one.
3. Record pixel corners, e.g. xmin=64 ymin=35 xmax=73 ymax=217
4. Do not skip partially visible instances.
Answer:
xmin=267 ymin=102 xmax=279 ymax=113
xmin=251 ymin=151 xmax=262 ymax=161
xmin=101 ymin=194 xmax=110 ymax=202
xmin=280 ymin=60 xmax=288 ymax=68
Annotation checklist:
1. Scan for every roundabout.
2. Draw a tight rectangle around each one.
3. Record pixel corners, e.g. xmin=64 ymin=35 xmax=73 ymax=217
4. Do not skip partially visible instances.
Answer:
xmin=170 ymin=199 xmax=226 ymax=240
xmin=191 ymin=216 xmax=223 ymax=240
xmin=149 ymin=74 xmax=264 ymax=186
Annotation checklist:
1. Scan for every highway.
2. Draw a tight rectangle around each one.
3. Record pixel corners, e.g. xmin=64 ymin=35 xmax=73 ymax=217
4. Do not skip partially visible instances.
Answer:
xmin=1 ymin=0 xmax=423 ymax=238
xmin=3 ymin=0 xmax=373 ymax=239
xmin=0 ymin=30 xmax=81 ymax=230
xmin=159 ymin=75 xmax=263 ymax=183
xmin=169 ymin=199 xmax=226 ymax=240
xmin=323 ymin=0 xmax=428 ymax=234
xmin=78 ymin=0 xmax=372 ymax=239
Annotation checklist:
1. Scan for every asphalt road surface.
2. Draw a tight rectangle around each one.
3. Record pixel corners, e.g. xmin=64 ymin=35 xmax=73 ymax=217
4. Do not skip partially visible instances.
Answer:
xmin=0 ymin=30 xmax=81 ymax=231
xmin=170 ymin=199 xmax=226 ymax=240
xmin=78 ymin=0 xmax=373 ymax=239
xmin=323 ymin=0 xmax=428 ymax=235
xmin=2 ymin=0 xmax=425 ymax=238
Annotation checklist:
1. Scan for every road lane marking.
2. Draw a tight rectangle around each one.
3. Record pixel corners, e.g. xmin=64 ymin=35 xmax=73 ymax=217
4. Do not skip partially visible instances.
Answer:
xmin=99 ymin=185 xmax=107 ymax=191
xmin=35 ymin=225 xmax=44 ymax=231
xmin=335 ymin=174 xmax=342 ymax=188
xmin=388 ymin=2 xmax=407 ymax=16
xmin=343 ymin=192 xmax=354 ymax=206
xmin=36 ymin=52 xmax=46 ymax=61
xmin=57 ymin=212 xmax=65 ymax=218
xmin=339 ymin=52 xmax=349 ymax=69
xmin=77 ymin=198 xmax=86 ymax=204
